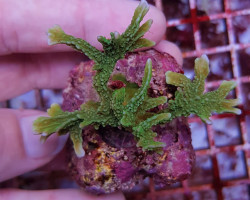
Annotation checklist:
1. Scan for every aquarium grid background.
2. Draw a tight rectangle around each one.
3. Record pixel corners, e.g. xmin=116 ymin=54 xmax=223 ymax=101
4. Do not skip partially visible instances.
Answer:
xmin=143 ymin=0 xmax=250 ymax=200
xmin=1 ymin=0 xmax=250 ymax=199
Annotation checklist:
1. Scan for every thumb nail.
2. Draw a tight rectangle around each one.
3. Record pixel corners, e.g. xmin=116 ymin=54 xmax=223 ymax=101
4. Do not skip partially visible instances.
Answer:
xmin=20 ymin=115 xmax=68 ymax=159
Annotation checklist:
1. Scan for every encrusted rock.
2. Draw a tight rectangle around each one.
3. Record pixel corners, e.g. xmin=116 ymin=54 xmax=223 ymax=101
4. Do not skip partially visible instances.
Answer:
xmin=62 ymin=49 xmax=195 ymax=194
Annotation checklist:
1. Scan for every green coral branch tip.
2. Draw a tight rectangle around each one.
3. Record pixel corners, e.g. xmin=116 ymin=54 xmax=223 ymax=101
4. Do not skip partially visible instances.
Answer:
xmin=47 ymin=25 xmax=64 ymax=45
xmin=33 ymin=103 xmax=79 ymax=141
xmin=132 ymin=0 xmax=149 ymax=24
xmin=70 ymin=125 xmax=85 ymax=158
xmin=165 ymin=54 xmax=241 ymax=124
xmin=138 ymin=96 xmax=167 ymax=114
xmin=48 ymin=25 xmax=104 ymax=63
xmin=134 ymin=113 xmax=171 ymax=134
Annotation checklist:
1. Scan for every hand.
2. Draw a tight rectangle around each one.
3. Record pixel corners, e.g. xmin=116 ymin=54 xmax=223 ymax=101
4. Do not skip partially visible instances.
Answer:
xmin=0 ymin=0 xmax=182 ymax=199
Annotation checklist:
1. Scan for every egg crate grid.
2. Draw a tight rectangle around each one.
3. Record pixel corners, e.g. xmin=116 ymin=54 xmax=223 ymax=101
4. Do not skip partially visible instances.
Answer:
xmin=0 ymin=0 xmax=250 ymax=200
xmin=143 ymin=0 xmax=250 ymax=200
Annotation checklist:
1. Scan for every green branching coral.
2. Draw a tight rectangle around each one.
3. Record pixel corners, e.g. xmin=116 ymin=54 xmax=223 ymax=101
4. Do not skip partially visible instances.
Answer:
xmin=33 ymin=0 xmax=241 ymax=157
xmin=165 ymin=55 xmax=241 ymax=123
xmin=47 ymin=0 xmax=154 ymax=115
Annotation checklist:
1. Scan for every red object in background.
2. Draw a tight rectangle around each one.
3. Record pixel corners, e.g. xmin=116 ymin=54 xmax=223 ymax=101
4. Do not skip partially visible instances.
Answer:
xmin=0 ymin=0 xmax=250 ymax=199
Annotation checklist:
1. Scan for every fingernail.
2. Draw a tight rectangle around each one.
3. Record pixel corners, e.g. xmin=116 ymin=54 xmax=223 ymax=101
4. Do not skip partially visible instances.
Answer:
xmin=20 ymin=115 xmax=68 ymax=158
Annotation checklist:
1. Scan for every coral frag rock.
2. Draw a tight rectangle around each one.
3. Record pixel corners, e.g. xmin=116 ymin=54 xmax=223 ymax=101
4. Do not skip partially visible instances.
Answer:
xmin=62 ymin=49 xmax=195 ymax=194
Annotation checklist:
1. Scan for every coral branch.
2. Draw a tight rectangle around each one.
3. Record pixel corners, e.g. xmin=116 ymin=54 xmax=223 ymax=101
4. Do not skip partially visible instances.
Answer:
xmin=70 ymin=124 xmax=85 ymax=158
xmin=165 ymin=55 xmax=241 ymax=123
xmin=33 ymin=103 xmax=79 ymax=137
xmin=48 ymin=25 xmax=103 ymax=63
xmin=121 ymin=59 xmax=153 ymax=127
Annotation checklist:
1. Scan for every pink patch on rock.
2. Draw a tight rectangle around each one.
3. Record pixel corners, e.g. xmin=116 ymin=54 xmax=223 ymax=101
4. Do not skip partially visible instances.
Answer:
xmin=115 ymin=161 xmax=137 ymax=183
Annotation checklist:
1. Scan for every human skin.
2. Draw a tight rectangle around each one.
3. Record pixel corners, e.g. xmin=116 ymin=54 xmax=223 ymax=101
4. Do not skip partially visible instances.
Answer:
xmin=0 ymin=0 xmax=182 ymax=199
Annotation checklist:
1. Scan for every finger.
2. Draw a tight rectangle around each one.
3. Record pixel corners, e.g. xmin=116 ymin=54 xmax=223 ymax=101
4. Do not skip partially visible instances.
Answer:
xmin=39 ymin=147 xmax=69 ymax=171
xmin=0 ymin=0 xmax=166 ymax=55
xmin=0 ymin=109 xmax=68 ymax=182
xmin=154 ymin=40 xmax=183 ymax=66
xmin=0 ymin=189 xmax=125 ymax=200
xmin=0 ymin=52 xmax=84 ymax=101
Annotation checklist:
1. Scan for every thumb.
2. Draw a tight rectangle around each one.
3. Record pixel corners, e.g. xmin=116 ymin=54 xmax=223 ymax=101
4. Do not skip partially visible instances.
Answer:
xmin=0 ymin=109 xmax=68 ymax=182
